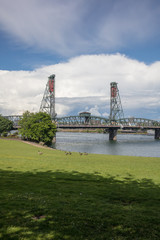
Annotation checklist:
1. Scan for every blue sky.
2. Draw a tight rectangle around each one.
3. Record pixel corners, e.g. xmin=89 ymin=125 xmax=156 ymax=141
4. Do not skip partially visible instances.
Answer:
xmin=0 ymin=0 xmax=160 ymax=119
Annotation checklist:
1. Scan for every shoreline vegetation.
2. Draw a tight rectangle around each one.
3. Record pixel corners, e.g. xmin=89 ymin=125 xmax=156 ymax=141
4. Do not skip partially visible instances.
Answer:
xmin=0 ymin=138 xmax=160 ymax=239
xmin=57 ymin=128 xmax=150 ymax=134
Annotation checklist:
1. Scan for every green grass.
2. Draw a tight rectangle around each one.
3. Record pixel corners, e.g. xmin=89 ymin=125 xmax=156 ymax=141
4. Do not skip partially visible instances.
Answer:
xmin=0 ymin=139 xmax=160 ymax=240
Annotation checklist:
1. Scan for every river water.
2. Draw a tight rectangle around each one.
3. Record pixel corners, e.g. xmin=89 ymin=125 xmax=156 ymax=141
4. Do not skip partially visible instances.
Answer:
xmin=52 ymin=132 xmax=160 ymax=157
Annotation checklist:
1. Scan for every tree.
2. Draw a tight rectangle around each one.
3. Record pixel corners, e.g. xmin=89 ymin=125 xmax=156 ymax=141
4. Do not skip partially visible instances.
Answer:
xmin=0 ymin=115 xmax=13 ymax=134
xmin=19 ymin=111 xmax=56 ymax=145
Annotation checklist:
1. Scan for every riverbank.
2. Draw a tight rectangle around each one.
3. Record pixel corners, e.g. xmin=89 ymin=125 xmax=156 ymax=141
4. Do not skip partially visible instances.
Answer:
xmin=57 ymin=128 xmax=149 ymax=134
xmin=0 ymin=138 xmax=160 ymax=239
xmin=57 ymin=128 xmax=104 ymax=133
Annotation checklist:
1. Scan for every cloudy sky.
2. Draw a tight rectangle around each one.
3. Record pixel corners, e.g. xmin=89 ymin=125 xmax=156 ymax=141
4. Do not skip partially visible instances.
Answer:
xmin=0 ymin=0 xmax=160 ymax=120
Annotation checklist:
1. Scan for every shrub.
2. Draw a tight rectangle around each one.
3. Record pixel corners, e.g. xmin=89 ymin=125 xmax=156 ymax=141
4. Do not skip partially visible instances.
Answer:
xmin=0 ymin=115 xmax=13 ymax=134
xmin=19 ymin=111 xmax=57 ymax=145
xmin=1 ymin=131 xmax=8 ymax=137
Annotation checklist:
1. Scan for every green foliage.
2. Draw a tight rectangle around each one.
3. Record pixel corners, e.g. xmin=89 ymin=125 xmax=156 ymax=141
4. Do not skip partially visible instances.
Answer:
xmin=19 ymin=111 xmax=56 ymax=145
xmin=0 ymin=115 xmax=13 ymax=134
xmin=1 ymin=131 xmax=8 ymax=137
xmin=10 ymin=131 xmax=19 ymax=138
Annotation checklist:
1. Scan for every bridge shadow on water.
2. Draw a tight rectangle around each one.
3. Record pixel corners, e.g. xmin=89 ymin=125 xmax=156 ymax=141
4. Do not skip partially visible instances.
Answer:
xmin=0 ymin=169 xmax=160 ymax=240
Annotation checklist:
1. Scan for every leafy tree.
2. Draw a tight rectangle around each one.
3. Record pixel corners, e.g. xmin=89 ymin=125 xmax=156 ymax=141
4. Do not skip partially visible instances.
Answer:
xmin=19 ymin=111 xmax=56 ymax=145
xmin=0 ymin=115 xmax=13 ymax=134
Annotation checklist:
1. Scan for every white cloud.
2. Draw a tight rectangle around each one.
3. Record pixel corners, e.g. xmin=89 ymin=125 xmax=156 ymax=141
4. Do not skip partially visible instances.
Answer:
xmin=88 ymin=105 xmax=101 ymax=116
xmin=0 ymin=0 xmax=159 ymax=56
xmin=0 ymin=54 xmax=160 ymax=119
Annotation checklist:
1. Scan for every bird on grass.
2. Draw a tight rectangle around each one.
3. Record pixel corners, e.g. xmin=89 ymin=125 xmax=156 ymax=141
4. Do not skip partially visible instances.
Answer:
xmin=79 ymin=152 xmax=88 ymax=156
xmin=65 ymin=151 xmax=72 ymax=155
xmin=84 ymin=152 xmax=88 ymax=155
xmin=38 ymin=150 xmax=43 ymax=155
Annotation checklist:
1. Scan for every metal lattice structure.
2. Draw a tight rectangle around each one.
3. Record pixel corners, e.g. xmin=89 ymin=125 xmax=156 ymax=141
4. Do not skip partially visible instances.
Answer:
xmin=55 ymin=115 xmax=109 ymax=125
xmin=5 ymin=114 xmax=160 ymax=129
xmin=117 ymin=118 xmax=160 ymax=127
xmin=40 ymin=74 xmax=56 ymax=119
xmin=55 ymin=116 xmax=160 ymax=127
xmin=110 ymin=82 xmax=124 ymax=121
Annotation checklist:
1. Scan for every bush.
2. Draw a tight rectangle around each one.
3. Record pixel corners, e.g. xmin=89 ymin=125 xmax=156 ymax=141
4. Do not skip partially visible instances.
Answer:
xmin=10 ymin=131 xmax=19 ymax=138
xmin=0 ymin=115 xmax=13 ymax=134
xmin=1 ymin=131 xmax=8 ymax=137
xmin=19 ymin=111 xmax=57 ymax=145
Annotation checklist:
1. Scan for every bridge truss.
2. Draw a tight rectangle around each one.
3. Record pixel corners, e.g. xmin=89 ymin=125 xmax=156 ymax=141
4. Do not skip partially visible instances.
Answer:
xmin=55 ymin=116 xmax=160 ymax=140
xmin=55 ymin=115 xmax=109 ymax=125
xmin=4 ymin=115 xmax=160 ymax=129
xmin=117 ymin=118 xmax=160 ymax=127
xmin=55 ymin=116 xmax=160 ymax=128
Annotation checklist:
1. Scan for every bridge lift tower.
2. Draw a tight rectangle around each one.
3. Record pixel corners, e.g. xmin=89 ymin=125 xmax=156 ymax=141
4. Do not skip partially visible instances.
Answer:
xmin=40 ymin=74 xmax=56 ymax=120
xmin=109 ymin=82 xmax=124 ymax=140
xmin=110 ymin=82 xmax=124 ymax=121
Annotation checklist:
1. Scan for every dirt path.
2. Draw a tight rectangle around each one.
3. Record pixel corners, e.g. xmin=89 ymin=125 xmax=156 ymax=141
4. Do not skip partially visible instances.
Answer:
xmin=0 ymin=137 xmax=54 ymax=150
xmin=21 ymin=140 xmax=53 ymax=149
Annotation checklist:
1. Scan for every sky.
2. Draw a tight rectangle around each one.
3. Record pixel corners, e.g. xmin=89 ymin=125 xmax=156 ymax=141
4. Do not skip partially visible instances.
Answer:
xmin=0 ymin=0 xmax=160 ymax=120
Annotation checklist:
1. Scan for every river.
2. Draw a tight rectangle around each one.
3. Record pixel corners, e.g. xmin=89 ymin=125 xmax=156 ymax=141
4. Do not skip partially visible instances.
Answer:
xmin=52 ymin=132 xmax=160 ymax=157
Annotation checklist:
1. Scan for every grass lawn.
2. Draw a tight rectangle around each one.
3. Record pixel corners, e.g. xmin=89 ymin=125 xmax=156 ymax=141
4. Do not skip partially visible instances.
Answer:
xmin=0 ymin=139 xmax=160 ymax=240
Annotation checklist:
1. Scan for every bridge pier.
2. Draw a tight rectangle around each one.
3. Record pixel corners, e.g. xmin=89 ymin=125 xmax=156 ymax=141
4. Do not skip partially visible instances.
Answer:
xmin=155 ymin=129 xmax=160 ymax=139
xmin=109 ymin=128 xmax=117 ymax=141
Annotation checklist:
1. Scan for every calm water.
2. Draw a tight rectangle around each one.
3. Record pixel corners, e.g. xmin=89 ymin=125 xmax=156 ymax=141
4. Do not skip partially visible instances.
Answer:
xmin=52 ymin=132 xmax=160 ymax=157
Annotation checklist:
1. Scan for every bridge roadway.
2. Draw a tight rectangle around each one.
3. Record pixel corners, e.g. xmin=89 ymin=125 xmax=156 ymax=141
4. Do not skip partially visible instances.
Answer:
xmin=4 ymin=115 xmax=160 ymax=140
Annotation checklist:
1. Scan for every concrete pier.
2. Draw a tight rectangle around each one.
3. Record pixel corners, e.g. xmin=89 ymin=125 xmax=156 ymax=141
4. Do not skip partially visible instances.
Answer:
xmin=155 ymin=129 xmax=160 ymax=139
xmin=109 ymin=128 xmax=117 ymax=141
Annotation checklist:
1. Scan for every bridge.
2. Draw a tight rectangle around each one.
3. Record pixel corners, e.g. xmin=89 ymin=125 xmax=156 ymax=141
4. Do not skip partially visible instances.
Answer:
xmin=55 ymin=114 xmax=160 ymax=140
xmin=5 ymin=114 xmax=160 ymax=140
xmin=3 ymin=75 xmax=160 ymax=140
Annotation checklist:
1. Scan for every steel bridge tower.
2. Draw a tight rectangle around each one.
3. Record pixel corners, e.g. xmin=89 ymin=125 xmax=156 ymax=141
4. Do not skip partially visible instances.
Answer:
xmin=40 ymin=74 xmax=56 ymax=120
xmin=110 ymin=82 xmax=124 ymax=121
